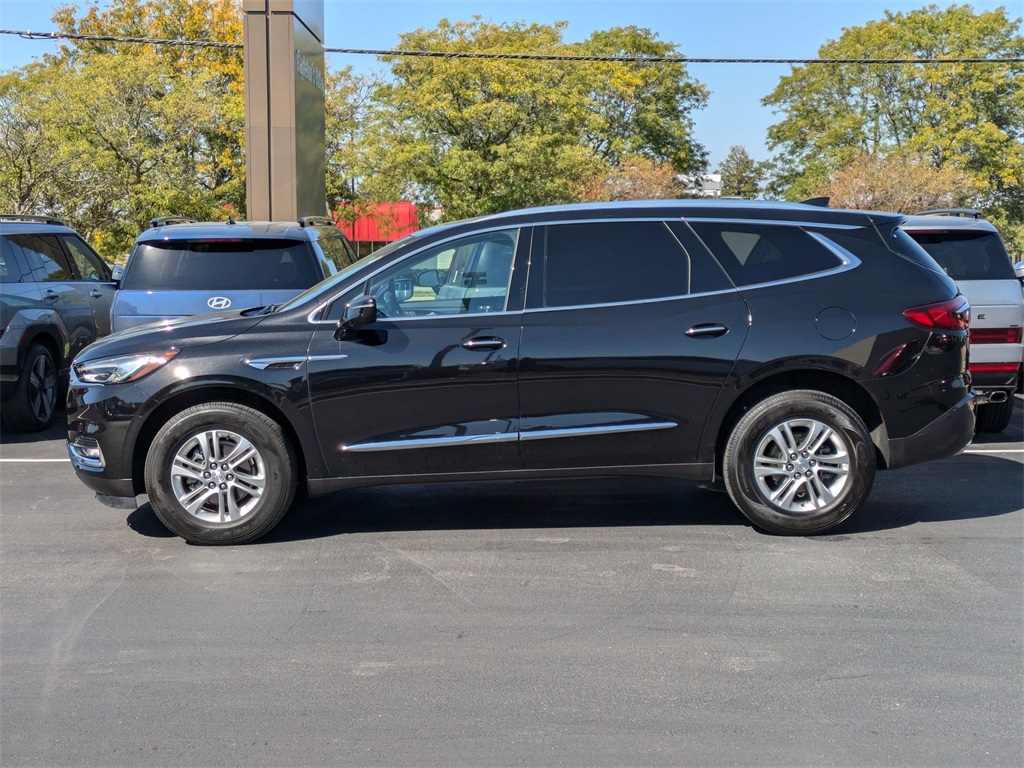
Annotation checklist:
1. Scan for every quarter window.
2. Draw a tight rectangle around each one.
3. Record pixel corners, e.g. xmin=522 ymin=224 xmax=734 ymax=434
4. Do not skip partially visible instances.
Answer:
xmin=689 ymin=223 xmax=843 ymax=287
xmin=535 ymin=221 xmax=690 ymax=309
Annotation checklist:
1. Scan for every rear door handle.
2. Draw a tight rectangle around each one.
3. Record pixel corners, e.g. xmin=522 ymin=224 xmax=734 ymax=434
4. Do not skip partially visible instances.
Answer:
xmin=461 ymin=336 xmax=507 ymax=351
xmin=43 ymin=290 xmax=59 ymax=301
xmin=685 ymin=323 xmax=729 ymax=338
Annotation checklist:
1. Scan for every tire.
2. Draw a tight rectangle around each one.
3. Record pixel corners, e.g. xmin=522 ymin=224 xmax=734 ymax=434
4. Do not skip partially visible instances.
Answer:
xmin=975 ymin=397 xmax=1014 ymax=434
xmin=144 ymin=402 xmax=297 ymax=545
xmin=722 ymin=390 xmax=876 ymax=535
xmin=2 ymin=344 xmax=58 ymax=432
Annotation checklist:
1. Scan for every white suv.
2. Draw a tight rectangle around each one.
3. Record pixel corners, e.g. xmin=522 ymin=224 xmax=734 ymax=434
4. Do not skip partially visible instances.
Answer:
xmin=904 ymin=210 xmax=1023 ymax=433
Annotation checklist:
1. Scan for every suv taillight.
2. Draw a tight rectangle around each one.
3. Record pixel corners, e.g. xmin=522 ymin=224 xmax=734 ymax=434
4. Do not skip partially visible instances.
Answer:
xmin=970 ymin=327 xmax=1023 ymax=344
xmin=903 ymin=295 xmax=970 ymax=331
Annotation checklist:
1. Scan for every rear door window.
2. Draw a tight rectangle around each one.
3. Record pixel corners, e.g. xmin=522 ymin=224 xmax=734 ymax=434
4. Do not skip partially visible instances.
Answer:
xmin=530 ymin=221 xmax=691 ymax=309
xmin=122 ymin=239 xmax=320 ymax=290
xmin=688 ymin=222 xmax=843 ymax=287
xmin=8 ymin=234 xmax=77 ymax=282
xmin=904 ymin=230 xmax=1014 ymax=280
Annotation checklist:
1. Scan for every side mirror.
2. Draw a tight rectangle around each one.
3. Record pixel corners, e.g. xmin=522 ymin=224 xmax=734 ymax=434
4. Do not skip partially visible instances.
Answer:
xmin=340 ymin=294 xmax=377 ymax=328
xmin=110 ymin=265 xmax=124 ymax=281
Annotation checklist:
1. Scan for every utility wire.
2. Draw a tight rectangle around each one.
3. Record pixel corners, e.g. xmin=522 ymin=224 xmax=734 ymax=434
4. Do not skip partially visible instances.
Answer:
xmin=3 ymin=29 xmax=1023 ymax=64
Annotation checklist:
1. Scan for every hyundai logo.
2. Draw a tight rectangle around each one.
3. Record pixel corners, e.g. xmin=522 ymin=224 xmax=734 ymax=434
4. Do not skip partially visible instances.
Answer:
xmin=207 ymin=296 xmax=232 ymax=310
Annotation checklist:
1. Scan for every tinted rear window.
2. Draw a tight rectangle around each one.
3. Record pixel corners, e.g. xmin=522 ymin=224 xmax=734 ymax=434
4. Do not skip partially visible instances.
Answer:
xmin=123 ymin=239 xmax=320 ymax=290
xmin=904 ymin=230 xmax=1014 ymax=281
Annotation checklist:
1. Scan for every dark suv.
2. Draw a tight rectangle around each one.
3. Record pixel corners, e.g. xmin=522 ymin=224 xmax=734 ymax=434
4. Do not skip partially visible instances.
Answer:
xmin=111 ymin=217 xmax=357 ymax=332
xmin=68 ymin=200 xmax=974 ymax=544
xmin=1 ymin=215 xmax=115 ymax=431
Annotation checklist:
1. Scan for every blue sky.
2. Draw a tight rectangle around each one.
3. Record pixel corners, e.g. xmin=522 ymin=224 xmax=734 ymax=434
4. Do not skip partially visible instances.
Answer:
xmin=0 ymin=0 xmax=1019 ymax=168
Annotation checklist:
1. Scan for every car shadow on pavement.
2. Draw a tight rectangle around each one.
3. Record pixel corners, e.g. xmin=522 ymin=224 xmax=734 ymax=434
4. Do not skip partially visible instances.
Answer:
xmin=0 ymin=412 xmax=67 ymax=445
xmin=124 ymin=453 xmax=1023 ymax=544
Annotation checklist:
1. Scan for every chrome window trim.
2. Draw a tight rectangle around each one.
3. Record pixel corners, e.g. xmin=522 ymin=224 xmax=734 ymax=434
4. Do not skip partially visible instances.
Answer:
xmin=343 ymin=432 xmax=518 ymax=453
xmin=681 ymin=217 xmax=862 ymax=230
xmin=520 ymin=422 xmax=677 ymax=441
xmin=524 ymin=291 xmax=723 ymax=314
xmin=307 ymin=223 xmax=525 ymax=324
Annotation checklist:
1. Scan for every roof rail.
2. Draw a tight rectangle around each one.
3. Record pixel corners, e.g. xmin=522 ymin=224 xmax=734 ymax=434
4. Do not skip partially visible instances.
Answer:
xmin=149 ymin=216 xmax=198 ymax=229
xmin=0 ymin=214 xmax=66 ymax=226
xmin=915 ymin=208 xmax=982 ymax=219
xmin=298 ymin=215 xmax=336 ymax=228
xmin=800 ymin=197 xmax=831 ymax=207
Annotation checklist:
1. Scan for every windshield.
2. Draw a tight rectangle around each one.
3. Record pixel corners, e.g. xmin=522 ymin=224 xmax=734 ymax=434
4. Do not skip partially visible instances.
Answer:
xmin=905 ymin=230 xmax=1014 ymax=281
xmin=274 ymin=235 xmax=421 ymax=314
xmin=123 ymin=239 xmax=320 ymax=290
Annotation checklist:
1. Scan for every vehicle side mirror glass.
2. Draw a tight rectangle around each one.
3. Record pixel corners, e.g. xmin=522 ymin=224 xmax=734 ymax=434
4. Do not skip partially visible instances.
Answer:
xmin=110 ymin=265 xmax=124 ymax=281
xmin=417 ymin=269 xmax=441 ymax=291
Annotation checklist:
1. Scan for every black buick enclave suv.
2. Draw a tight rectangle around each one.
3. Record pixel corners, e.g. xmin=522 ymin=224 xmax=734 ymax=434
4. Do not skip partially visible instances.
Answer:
xmin=67 ymin=200 xmax=974 ymax=544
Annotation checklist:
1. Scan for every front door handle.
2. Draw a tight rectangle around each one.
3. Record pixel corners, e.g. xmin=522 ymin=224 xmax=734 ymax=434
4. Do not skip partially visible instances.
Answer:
xmin=42 ymin=290 xmax=59 ymax=301
xmin=89 ymin=290 xmax=103 ymax=298
xmin=685 ymin=323 xmax=729 ymax=338
xmin=462 ymin=336 xmax=507 ymax=351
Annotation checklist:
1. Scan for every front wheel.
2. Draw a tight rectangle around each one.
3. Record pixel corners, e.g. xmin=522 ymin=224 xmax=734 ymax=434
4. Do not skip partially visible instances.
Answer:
xmin=144 ymin=403 xmax=297 ymax=544
xmin=722 ymin=390 xmax=876 ymax=535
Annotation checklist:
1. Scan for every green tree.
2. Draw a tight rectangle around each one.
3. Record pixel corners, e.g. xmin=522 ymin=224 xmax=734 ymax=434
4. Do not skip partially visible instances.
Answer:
xmin=716 ymin=145 xmax=765 ymax=198
xmin=762 ymin=4 xmax=1024 ymax=235
xmin=370 ymin=18 xmax=708 ymax=221
xmin=0 ymin=0 xmax=247 ymax=259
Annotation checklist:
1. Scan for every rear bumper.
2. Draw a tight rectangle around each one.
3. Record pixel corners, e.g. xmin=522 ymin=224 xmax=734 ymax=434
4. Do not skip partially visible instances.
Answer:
xmin=887 ymin=391 xmax=975 ymax=470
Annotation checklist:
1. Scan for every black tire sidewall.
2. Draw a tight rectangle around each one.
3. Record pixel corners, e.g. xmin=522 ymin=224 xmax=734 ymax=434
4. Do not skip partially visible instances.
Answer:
xmin=975 ymin=397 xmax=1014 ymax=434
xmin=145 ymin=404 xmax=295 ymax=544
xmin=725 ymin=392 xmax=875 ymax=535
xmin=4 ymin=344 xmax=57 ymax=432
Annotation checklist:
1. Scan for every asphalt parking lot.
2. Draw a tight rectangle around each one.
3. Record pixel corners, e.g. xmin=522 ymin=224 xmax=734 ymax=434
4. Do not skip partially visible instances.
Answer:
xmin=1 ymin=398 xmax=1022 ymax=767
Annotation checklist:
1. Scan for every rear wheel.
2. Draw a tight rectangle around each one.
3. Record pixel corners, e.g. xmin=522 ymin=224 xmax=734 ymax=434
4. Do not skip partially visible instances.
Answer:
xmin=975 ymin=397 xmax=1014 ymax=434
xmin=144 ymin=403 xmax=297 ymax=544
xmin=723 ymin=390 xmax=875 ymax=535
xmin=2 ymin=344 xmax=57 ymax=432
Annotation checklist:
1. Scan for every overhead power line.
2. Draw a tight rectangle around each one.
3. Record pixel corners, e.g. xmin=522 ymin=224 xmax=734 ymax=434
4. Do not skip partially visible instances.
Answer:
xmin=3 ymin=29 xmax=1023 ymax=65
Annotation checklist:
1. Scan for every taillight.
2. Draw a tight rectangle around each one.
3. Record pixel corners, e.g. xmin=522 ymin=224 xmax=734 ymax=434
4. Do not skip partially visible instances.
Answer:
xmin=903 ymin=295 xmax=970 ymax=331
xmin=970 ymin=327 xmax=1023 ymax=344
xmin=969 ymin=362 xmax=1021 ymax=374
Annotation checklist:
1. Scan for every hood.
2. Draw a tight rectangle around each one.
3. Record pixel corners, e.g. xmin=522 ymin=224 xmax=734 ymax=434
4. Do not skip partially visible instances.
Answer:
xmin=75 ymin=309 xmax=267 ymax=364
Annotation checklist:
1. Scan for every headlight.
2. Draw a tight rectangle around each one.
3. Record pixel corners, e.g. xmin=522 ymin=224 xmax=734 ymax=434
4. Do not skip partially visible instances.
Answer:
xmin=74 ymin=350 xmax=179 ymax=384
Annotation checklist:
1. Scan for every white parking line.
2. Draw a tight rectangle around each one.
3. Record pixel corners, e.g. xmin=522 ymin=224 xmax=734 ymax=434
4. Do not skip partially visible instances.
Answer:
xmin=0 ymin=458 xmax=68 ymax=463
xmin=964 ymin=448 xmax=1024 ymax=454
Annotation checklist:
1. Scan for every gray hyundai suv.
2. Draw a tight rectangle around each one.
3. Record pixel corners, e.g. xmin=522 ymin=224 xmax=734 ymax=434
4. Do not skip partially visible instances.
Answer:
xmin=112 ymin=217 xmax=357 ymax=333
xmin=1 ymin=215 xmax=115 ymax=431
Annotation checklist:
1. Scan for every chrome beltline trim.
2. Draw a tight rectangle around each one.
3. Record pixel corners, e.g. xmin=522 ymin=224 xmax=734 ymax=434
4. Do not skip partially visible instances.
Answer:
xmin=343 ymin=432 xmax=518 ymax=452
xmin=343 ymin=421 xmax=679 ymax=453
xmin=520 ymin=422 xmax=678 ymax=441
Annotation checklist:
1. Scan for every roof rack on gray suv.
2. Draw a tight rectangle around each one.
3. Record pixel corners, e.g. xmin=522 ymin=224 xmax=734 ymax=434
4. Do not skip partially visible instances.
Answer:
xmin=149 ymin=216 xmax=199 ymax=229
xmin=916 ymin=208 xmax=982 ymax=219
xmin=0 ymin=214 xmax=67 ymax=226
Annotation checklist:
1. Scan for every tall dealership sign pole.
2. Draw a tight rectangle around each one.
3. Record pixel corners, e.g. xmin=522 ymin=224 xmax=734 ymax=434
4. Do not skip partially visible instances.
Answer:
xmin=242 ymin=0 xmax=326 ymax=220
